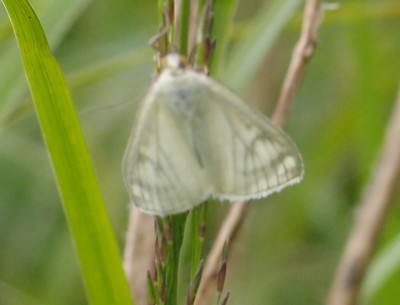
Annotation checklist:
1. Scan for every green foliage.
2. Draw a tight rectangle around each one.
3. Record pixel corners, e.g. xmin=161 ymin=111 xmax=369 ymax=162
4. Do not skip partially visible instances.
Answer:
xmin=1 ymin=0 xmax=400 ymax=305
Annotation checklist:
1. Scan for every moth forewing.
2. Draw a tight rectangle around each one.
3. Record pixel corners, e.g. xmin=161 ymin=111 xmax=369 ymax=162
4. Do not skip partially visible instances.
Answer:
xmin=122 ymin=72 xmax=211 ymax=216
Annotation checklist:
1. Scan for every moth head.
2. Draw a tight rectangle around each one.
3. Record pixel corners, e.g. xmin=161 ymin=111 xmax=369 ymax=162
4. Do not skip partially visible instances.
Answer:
xmin=161 ymin=53 xmax=188 ymax=71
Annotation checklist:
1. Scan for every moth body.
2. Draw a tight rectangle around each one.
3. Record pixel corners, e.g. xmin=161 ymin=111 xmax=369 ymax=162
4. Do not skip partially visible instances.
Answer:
xmin=123 ymin=54 xmax=304 ymax=216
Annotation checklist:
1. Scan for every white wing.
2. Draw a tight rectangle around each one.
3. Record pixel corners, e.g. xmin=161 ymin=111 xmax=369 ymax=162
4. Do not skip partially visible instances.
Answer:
xmin=123 ymin=84 xmax=210 ymax=216
xmin=190 ymin=72 xmax=304 ymax=202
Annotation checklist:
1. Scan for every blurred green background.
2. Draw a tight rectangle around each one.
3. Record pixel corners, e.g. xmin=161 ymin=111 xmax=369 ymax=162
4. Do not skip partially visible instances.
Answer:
xmin=1 ymin=0 xmax=400 ymax=305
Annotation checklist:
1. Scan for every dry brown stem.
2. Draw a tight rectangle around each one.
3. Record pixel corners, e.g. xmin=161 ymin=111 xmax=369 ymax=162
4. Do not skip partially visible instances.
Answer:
xmin=195 ymin=1 xmax=323 ymax=305
xmin=123 ymin=208 xmax=155 ymax=305
xmin=273 ymin=0 xmax=323 ymax=126
xmin=326 ymin=90 xmax=400 ymax=305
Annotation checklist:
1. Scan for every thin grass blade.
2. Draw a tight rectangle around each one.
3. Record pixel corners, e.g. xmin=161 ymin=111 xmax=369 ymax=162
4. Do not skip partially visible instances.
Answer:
xmin=1 ymin=0 xmax=133 ymax=304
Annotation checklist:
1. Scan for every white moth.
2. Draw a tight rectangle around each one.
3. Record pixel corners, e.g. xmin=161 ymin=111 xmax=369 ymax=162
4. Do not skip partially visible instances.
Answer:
xmin=123 ymin=53 xmax=304 ymax=216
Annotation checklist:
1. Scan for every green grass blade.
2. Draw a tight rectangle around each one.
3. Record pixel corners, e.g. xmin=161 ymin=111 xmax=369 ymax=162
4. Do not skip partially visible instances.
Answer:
xmin=210 ymin=0 xmax=239 ymax=75
xmin=1 ymin=1 xmax=133 ymax=304
xmin=189 ymin=204 xmax=206 ymax=280
xmin=167 ymin=214 xmax=188 ymax=305
xmin=179 ymin=0 xmax=190 ymax=55
xmin=221 ymin=0 xmax=303 ymax=92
